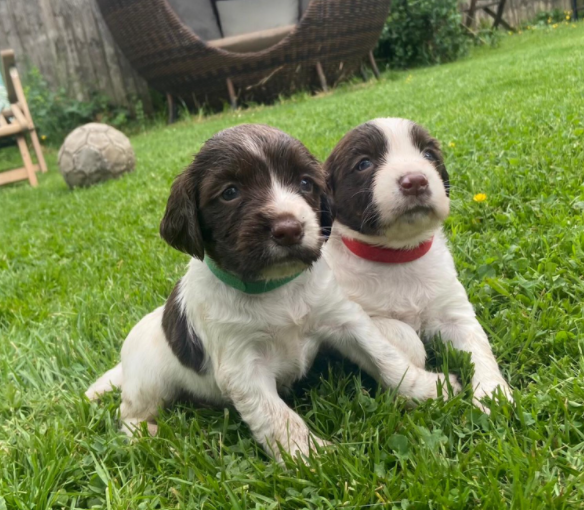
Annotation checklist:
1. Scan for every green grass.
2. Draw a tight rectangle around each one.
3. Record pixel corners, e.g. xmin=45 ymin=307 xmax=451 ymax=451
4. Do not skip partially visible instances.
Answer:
xmin=1 ymin=24 xmax=584 ymax=509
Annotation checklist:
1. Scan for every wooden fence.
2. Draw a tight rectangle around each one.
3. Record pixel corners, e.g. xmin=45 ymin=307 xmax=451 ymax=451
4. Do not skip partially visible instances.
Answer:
xmin=462 ymin=0 xmax=573 ymax=27
xmin=504 ymin=0 xmax=572 ymax=25
xmin=0 ymin=0 xmax=152 ymax=112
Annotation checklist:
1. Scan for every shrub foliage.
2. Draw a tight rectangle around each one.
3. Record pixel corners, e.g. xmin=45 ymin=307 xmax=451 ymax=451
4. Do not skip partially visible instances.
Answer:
xmin=25 ymin=68 xmax=137 ymax=144
xmin=375 ymin=0 xmax=470 ymax=69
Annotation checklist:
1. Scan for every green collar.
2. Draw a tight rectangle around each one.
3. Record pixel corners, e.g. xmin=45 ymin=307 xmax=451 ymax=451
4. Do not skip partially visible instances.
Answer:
xmin=205 ymin=257 xmax=303 ymax=294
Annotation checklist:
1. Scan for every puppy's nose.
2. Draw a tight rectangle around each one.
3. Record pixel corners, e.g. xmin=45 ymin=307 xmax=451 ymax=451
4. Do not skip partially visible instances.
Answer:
xmin=271 ymin=216 xmax=303 ymax=246
xmin=399 ymin=173 xmax=429 ymax=196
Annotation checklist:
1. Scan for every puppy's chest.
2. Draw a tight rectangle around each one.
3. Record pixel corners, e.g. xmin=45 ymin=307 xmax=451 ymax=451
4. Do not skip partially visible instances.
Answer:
xmin=205 ymin=297 xmax=318 ymax=381
xmin=340 ymin=264 xmax=437 ymax=330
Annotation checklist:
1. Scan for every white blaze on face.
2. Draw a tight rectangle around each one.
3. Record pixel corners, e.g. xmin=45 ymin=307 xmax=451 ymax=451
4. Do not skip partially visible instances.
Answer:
xmin=369 ymin=118 xmax=450 ymax=243
xmin=260 ymin=179 xmax=321 ymax=280
xmin=269 ymin=180 xmax=321 ymax=250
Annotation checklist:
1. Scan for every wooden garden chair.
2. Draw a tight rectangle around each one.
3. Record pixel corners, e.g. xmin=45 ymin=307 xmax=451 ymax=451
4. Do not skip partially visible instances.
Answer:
xmin=463 ymin=0 xmax=513 ymax=31
xmin=0 ymin=49 xmax=47 ymax=187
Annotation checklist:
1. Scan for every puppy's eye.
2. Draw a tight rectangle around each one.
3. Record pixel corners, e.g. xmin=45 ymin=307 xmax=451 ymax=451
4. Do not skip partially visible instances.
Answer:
xmin=221 ymin=186 xmax=240 ymax=201
xmin=300 ymin=178 xmax=313 ymax=193
xmin=356 ymin=159 xmax=373 ymax=171
xmin=423 ymin=150 xmax=437 ymax=162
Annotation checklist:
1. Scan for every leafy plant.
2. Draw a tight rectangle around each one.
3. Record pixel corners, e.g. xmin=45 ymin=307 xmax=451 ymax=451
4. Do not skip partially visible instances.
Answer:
xmin=519 ymin=8 xmax=574 ymax=29
xmin=24 ymin=67 xmax=134 ymax=144
xmin=473 ymin=19 xmax=503 ymax=48
xmin=375 ymin=0 xmax=470 ymax=69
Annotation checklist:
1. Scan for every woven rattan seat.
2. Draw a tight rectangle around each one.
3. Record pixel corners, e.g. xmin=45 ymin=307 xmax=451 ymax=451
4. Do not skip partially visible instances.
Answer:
xmin=97 ymin=0 xmax=390 ymax=109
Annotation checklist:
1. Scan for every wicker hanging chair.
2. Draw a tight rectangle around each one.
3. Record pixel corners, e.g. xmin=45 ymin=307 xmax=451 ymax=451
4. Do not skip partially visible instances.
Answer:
xmin=97 ymin=0 xmax=390 ymax=110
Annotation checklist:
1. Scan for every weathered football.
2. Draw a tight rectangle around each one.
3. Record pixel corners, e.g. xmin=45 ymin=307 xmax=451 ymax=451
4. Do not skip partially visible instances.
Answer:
xmin=58 ymin=123 xmax=135 ymax=188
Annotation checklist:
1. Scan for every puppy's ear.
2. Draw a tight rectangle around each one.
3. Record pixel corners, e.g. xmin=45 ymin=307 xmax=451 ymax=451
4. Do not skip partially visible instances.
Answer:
xmin=160 ymin=168 xmax=204 ymax=260
xmin=320 ymin=193 xmax=334 ymax=239
xmin=318 ymin=160 xmax=338 ymax=240
xmin=438 ymin=161 xmax=450 ymax=197
xmin=429 ymin=138 xmax=450 ymax=197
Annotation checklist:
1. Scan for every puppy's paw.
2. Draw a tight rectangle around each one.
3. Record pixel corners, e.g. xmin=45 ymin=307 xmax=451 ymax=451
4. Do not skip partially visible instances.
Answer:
xmin=309 ymin=435 xmax=333 ymax=451
xmin=85 ymin=364 xmax=123 ymax=401
xmin=406 ymin=370 xmax=461 ymax=401
xmin=472 ymin=379 xmax=513 ymax=413
xmin=289 ymin=434 xmax=331 ymax=462
xmin=437 ymin=372 xmax=462 ymax=399
xmin=273 ymin=430 xmax=331 ymax=463
xmin=120 ymin=419 xmax=158 ymax=438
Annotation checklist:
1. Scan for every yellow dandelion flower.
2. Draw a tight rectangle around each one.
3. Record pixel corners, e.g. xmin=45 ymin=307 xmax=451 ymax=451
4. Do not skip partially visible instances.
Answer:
xmin=518 ymin=30 xmax=523 ymax=34
xmin=41 ymin=135 xmax=47 ymax=141
xmin=448 ymin=141 xmax=455 ymax=148
xmin=473 ymin=193 xmax=487 ymax=203
xmin=552 ymin=24 xmax=558 ymax=29
xmin=566 ymin=15 xmax=570 ymax=20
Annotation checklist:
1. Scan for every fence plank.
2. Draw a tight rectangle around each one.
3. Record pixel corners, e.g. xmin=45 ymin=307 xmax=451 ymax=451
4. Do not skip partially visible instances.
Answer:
xmin=0 ymin=0 xmax=151 ymax=110
xmin=37 ymin=0 xmax=69 ymax=90
xmin=474 ymin=0 xmax=570 ymax=26
xmin=0 ymin=1 xmax=24 ymax=61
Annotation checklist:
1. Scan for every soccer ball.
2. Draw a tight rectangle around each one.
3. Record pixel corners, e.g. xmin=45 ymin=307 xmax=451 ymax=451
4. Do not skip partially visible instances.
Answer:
xmin=58 ymin=123 xmax=136 ymax=188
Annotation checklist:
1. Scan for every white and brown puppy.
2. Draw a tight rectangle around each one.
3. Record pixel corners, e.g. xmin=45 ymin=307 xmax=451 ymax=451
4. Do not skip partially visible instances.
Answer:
xmin=323 ymin=118 xmax=511 ymax=409
xmin=86 ymin=124 xmax=459 ymax=461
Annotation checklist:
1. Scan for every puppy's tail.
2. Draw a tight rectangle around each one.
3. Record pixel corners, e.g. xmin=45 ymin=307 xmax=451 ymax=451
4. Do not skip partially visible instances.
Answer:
xmin=85 ymin=363 xmax=123 ymax=401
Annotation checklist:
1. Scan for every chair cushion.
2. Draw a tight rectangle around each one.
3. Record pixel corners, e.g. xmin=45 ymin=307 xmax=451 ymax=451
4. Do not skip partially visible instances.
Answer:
xmin=216 ymin=0 xmax=299 ymax=38
xmin=0 ymin=73 xmax=9 ymax=112
xmin=166 ymin=0 xmax=222 ymax=41
xmin=208 ymin=24 xmax=295 ymax=53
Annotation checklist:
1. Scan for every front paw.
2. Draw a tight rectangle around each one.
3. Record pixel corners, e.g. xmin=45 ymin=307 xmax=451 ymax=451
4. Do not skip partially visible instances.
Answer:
xmin=437 ymin=373 xmax=462 ymax=399
xmin=406 ymin=370 xmax=461 ymax=401
xmin=272 ymin=430 xmax=330 ymax=463
xmin=288 ymin=433 xmax=331 ymax=460
xmin=120 ymin=419 xmax=158 ymax=438
xmin=472 ymin=379 xmax=513 ymax=413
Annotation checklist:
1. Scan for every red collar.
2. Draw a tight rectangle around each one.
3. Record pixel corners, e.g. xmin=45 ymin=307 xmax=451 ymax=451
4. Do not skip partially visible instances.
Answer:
xmin=341 ymin=236 xmax=433 ymax=264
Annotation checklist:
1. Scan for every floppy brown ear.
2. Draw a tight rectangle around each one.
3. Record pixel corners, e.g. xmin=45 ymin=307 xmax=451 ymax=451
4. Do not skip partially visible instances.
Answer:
xmin=320 ymin=192 xmax=334 ymax=239
xmin=439 ymin=161 xmax=450 ymax=197
xmin=160 ymin=168 xmax=204 ymax=260
xmin=320 ymin=158 xmax=337 ymax=239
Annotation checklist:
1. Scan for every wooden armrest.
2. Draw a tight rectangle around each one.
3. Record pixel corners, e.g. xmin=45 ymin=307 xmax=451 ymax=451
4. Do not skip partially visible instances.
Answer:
xmin=11 ymin=103 xmax=31 ymax=130
xmin=1 ymin=49 xmax=17 ymax=104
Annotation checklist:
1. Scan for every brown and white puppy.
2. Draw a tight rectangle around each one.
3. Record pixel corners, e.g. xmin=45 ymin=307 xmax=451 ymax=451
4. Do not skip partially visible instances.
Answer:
xmin=86 ymin=124 xmax=459 ymax=461
xmin=324 ymin=118 xmax=511 ymax=410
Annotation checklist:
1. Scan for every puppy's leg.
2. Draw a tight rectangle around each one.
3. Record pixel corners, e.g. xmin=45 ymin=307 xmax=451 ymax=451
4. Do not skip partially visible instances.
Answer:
xmin=85 ymin=363 xmax=123 ymax=400
xmin=119 ymin=381 xmax=164 ymax=437
xmin=216 ymin=362 xmax=325 ymax=462
xmin=116 ymin=307 xmax=183 ymax=436
xmin=423 ymin=281 xmax=512 ymax=410
xmin=431 ymin=318 xmax=512 ymax=410
xmin=321 ymin=301 xmax=460 ymax=401
xmin=372 ymin=317 xmax=426 ymax=368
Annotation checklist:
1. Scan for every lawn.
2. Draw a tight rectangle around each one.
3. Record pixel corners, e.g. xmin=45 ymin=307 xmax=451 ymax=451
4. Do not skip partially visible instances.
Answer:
xmin=1 ymin=24 xmax=584 ymax=509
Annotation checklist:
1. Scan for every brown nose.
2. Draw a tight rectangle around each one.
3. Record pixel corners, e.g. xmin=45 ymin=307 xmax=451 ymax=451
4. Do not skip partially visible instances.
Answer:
xmin=271 ymin=216 xmax=303 ymax=246
xmin=399 ymin=173 xmax=429 ymax=196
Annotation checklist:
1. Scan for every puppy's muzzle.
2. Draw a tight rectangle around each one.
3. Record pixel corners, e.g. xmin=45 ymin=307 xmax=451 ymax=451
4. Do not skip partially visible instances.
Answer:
xmin=271 ymin=215 xmax=304 ymax=247
xmin=399 ymin=173 xmax=429 ymax=197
